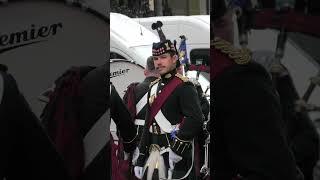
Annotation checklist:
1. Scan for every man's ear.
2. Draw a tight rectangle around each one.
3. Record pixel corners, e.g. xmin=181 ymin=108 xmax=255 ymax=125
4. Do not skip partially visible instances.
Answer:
xmin=173 ymin=54 xmax=178 ymax=62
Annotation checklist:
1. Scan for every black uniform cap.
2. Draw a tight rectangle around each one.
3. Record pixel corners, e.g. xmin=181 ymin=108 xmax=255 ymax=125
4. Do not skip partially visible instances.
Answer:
xmin=151 ymin=21 xmax=177 ymax=56
xmin=151 ymin=21 xmax=180 ymax=67
xmin=152 ymin=40 xmax=176 ymax=56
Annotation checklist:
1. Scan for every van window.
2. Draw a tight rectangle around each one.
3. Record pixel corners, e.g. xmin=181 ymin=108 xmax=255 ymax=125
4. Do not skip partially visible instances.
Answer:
xmin=110 ymin=52 xmax=126 ymax=60
xmin=190 ymin=49 xmax=209 ymax=66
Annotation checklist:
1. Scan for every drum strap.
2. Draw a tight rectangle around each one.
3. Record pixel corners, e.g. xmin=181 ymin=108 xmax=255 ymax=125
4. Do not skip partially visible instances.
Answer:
xmin=136 ymin=92 xmax=148 ymax=115
xmin=133 ymin=92 xmax=148 ymax=126
xmin=153 ymin=110 xmax=180 ymax=133
xmin=83 ymin=108 xmax=110 ymax=168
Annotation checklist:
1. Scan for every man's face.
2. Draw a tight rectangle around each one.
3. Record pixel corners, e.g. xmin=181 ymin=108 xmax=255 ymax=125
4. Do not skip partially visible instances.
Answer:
xmin=213 ymin=10 xmax=234 ymax=44
xmin=153 ymin=53 xmax=177 ymax=75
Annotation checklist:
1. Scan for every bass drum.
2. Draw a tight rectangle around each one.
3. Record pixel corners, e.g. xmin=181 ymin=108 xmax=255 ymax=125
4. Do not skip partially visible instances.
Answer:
xmin=0 ymin=0 xmax=108 ymax=118
xmin=110 ymin=59 xmax=145 ymax=98
xmin=109 ymin=59 xmax=145 ymax=141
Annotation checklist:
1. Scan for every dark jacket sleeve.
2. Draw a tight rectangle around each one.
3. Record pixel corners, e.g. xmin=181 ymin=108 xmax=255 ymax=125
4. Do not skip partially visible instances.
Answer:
xmin=135 ymin=92 xmax=151 ymax=167
xmin=276 ymin=74 xmax=319 ymax=179
xmin=168 ymin=83 xmax=204 ymax=156
xmin=135 ymin=120 xmax=150 ymax=166
xmin=215 ymin=64 xmax=300 ymax=180
xmin=178 ymin=83 xmax=204 ymax=139
xmin=110 ymin=84 xmax=137 ymax=153
xmin=0 ymin=72 xmax=70 ymax=180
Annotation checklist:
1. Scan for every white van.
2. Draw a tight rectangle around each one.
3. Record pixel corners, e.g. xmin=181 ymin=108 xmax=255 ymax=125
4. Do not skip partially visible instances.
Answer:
xmin=110 ymin=13 xmax=159 ymax=66
xmin=110 ymin=12 xmax=160 ymax=99
xmin=190 ymin=15 xmax=210 ymax=25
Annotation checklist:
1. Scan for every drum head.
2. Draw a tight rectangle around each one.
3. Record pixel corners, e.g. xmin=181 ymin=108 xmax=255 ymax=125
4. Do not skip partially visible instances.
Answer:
xmin=110 ymin=60 xmax=145 ymax=98
xmin=0 ymin=0 xmax=108 ymax=117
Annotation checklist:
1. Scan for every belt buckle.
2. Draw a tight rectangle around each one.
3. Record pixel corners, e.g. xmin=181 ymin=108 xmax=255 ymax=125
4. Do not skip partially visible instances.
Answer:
xmin=152 ymin=123 xmax=161 ymax=134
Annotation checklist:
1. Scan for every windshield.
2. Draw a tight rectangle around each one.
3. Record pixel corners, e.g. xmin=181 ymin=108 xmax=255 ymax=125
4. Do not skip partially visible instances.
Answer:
xmin=191 ymin=15 xmax=210 ymax=25
xmin=131 ymin=45 xmax=153 ymax=65
xmin=110 ymin=13 xmax=159 ymax=47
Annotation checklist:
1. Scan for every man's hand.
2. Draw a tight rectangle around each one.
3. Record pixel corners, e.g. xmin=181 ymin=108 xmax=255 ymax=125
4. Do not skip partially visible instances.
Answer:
xmin=134 ymin=166 xmax=143 ymax=179
xmin=168 ymin=149 xmax=182 ymax=179
xmin=169 ymin=148 xmax=182 ymax=164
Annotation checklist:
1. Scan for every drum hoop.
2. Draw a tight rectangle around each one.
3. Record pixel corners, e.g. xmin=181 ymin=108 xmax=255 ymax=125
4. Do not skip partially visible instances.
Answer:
xmin=110 ymin=59 xmax=144 ymax=70
xmin=1 ymin=0 xmax=109 ymax=24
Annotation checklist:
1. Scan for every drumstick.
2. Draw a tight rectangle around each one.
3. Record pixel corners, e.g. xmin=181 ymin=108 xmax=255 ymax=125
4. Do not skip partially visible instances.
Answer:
xmin=271 ymin=26 xmax=287 ymax=85
xmin=302 ymin=72 xmax=320 ymax=102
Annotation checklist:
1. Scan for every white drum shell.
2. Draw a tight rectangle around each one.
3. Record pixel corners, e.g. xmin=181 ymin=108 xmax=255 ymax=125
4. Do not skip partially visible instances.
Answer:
xmin=0 ymin=0 xmax=108 ymax=117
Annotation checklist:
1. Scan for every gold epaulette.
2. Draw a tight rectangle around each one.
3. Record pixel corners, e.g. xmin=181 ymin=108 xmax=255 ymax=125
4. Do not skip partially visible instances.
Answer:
xmin=175 ymin=73 xmax=188 ymax=82
xmin=149 ymin=78 xmax=161 ymax=88
xmin=211 ymin=37 xmax=251 ymax=65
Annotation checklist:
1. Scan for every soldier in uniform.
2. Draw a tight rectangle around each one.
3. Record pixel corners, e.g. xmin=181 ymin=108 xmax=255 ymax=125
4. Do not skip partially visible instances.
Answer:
xmin=123 ymin=57 xmax=160 ymax=179
xmin=123 ymin=56 xmax=160 ymax=142
xmin=0 ymin=64 xmax=71 ymax=180
xmin=211 ymin=1 xmax=303 ymax=179
xmin=133 ymin=23 xmax=203 ymax=179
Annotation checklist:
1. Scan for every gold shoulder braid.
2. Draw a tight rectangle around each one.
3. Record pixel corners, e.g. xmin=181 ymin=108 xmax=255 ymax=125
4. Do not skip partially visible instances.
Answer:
xmin=212 ymin=37 xmax=251 ymax=65
xmin=175 ymin=73 xmax=188 ymax=82
xmin=149 ymin=77 xmax=161 ymax=88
